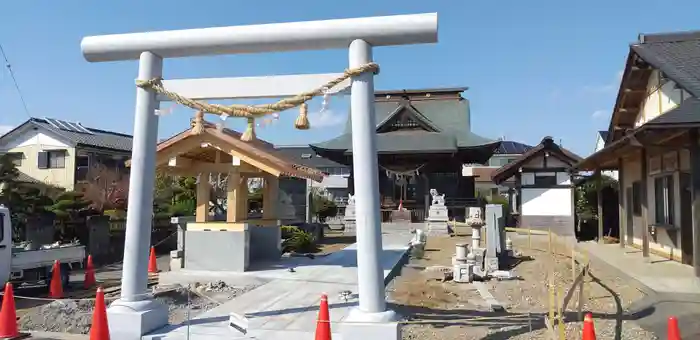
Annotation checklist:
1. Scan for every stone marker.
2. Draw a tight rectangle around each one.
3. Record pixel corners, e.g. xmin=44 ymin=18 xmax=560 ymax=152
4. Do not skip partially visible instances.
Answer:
xmin=343 ymin=193 xmax=357 ymax=233
xmin=484 ymin=204 xmax=505 ymax=271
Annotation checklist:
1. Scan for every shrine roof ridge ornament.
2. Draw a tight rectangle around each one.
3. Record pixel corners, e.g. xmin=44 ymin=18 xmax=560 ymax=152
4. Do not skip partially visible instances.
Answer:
xmin=80 ymin=13 xmax=438 ymax=62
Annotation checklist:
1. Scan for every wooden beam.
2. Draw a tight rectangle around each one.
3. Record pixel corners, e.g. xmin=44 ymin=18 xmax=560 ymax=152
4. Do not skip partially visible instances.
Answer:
xmin=618 ymin=158 xmax=625 ymax=248
xmin=154 ymin=135 xmax=209 ymax=167
xmin=263 ymin=175 xmax=279 ymax=220
xmin=226 ymin=172 xmax=242 ymax=222
xmin=596 ymin=170 xmax=604 ymax=243
xmin=203 ymin=137 xmax=283 ymax=178
xmin=157 ymin=73 xmax=351 ymax=101
xmin=196 ymin=172 xmax=211 ymax=223
xmin=640 ymin=148 xmax=650 ymax=258
xmin=689 ymin=128 xmax=700 ymax=277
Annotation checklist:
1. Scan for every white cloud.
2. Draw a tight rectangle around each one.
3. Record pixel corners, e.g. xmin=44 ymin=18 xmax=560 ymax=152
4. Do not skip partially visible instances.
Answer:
xmin=308 ymin=109 xmax=345 ymax=128
xmin=582 ymin=70 xmax=624 ymax=95
xmin=0 ymin=125 xmax=14 ymax=136
xmin=591 ymin=109 xmax=608 ymax=119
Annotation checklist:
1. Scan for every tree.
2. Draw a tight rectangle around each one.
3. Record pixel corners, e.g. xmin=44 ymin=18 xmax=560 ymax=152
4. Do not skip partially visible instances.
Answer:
xmin=80 ymin=164 xmax=129 ymax=212
xmin=310 ymin=188 xmax=338 ymax=222
xmin=0 ymin=155 xmax=55 ymax=241
xmin=575 ymin=174 xmax=618 ymax=233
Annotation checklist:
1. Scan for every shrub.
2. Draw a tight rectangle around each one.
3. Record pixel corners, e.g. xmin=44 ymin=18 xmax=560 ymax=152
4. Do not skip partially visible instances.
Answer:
xmin=281 ymin=225 xmax=298 ymax=239
xmin=282 ymin=229 xmax=317 ymax=253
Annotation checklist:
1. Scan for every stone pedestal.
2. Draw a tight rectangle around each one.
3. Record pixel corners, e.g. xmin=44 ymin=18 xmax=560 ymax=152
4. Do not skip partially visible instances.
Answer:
xmin=107 ymin=299 xmax=168 ymax=340
xmin=453 ymin=263 xmax=474 ymax=283
xmin=426 ymin=205 xmax=449 ymax=235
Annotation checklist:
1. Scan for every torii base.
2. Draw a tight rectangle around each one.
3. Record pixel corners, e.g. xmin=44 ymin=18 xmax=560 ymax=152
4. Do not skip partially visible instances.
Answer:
xmin=340 ymin=308 xmax=401 ymax=340
xmin=107 ymin=298 xmax=168 ymax=340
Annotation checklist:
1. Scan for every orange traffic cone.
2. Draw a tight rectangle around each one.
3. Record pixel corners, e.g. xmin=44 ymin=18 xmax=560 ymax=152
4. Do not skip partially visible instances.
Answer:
xmin=0 ymin=283 xmax=19 ymax=339
xmin=148 ymin=247 xmax=158 ymax=274
xmin=668 ymin=316 xmax=681 ymax=340
xmin=84 ymin=255 xmax=96 ymax=289
xmin=49 ymin=260 xmax=64 ymax=299
xmin=582 ymin=313 xmax=596 ymax=340
xmin=314 ymin=293 xmax=331 ymax=340
xmin=89 ymin=287 xmax=110 ymax=340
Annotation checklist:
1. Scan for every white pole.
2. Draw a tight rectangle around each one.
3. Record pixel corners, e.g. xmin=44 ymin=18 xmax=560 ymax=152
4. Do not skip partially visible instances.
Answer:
xmin=349 ymin=39 xmax=385 ymax=314
xmin=120 ymin=51 xmax=162 ymax=300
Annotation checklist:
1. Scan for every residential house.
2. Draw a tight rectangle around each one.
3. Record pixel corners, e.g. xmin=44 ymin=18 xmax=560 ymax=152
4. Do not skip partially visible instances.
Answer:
xmin=275 ymin=146 xmax=350 ymax=203
xmin=463 ymin=140 xmax=534 ymax=199
xmin=0 ymin=117 xmax=132 ymax=191
xmin=575 ymin=30 xmax=700 ymax=277
xmin=594 ymin=130 xmax=619 ymax=180
xmin=492 ymin=136 xmax=582 ymax=236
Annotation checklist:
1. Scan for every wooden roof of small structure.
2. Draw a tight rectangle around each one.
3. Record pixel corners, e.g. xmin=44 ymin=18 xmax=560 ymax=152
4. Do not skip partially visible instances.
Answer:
xmin=129 ymin=121 xmax=325 ymax=182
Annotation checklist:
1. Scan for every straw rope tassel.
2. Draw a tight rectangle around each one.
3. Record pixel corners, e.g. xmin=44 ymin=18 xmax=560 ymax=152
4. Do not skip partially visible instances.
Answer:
xmin=191 ymin=111 xmax=205 ymax=135
xmin=295 ymin=103 xmax=310 ymax=130
xmin=241 ymin=118 xmax=256 ymax=142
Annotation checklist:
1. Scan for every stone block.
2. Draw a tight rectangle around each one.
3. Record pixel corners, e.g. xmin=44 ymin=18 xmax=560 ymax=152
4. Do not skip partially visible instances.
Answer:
xmin=184 ymin=229 xmax=249 ymax=272
xmin=427 ymin=221 xmax=449 ymax=235
xmin=453 ymin=263 xmax=473 ymax=283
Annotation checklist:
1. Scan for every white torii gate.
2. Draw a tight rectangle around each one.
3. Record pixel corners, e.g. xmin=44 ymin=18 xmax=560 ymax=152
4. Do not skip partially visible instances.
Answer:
xmin=81 ymin=13 xmax=438 ymax=339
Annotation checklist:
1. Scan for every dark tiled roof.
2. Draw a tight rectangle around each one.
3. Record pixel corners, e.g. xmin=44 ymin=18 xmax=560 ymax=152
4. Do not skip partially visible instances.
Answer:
xmin=494 ymin=140 xmax=533 ymax=154
xmin=491 ymin=136 xmax=583 ymax=184
xmin=598 ymin=131 xmax=609 ymax=141
xmin=274 ymin=146 xmax=348 ymax=169
xmin=312 ymin=94 xmax=498 ymax=154
xmin=632 ymin=30 xmax=700 ymax=97
xmin=1 ymin=118 xmax=133 ymax=152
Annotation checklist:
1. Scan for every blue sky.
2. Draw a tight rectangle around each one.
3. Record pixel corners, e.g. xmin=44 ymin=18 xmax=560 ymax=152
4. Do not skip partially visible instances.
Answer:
xmin=1 ymin=0 xmax=699 ymax=157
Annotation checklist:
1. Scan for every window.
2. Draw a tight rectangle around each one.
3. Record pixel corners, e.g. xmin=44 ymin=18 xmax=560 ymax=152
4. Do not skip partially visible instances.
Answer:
xmin=534 ymin=174 xmax=557 ymax=186
xmin=48 ymin=151 xmax=66 ymax=168
xmin=38 ymin=150 xmax=66 ymax=169
xmin=654 ymin=175 xmax=675 ymax=225
xmin=632 ymin=181 xmax=642 ymax=216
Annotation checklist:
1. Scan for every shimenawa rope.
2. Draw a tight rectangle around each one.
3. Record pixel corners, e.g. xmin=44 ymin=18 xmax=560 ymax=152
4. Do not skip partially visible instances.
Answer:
xmin=136 ymin=63 xmax=379 ymax=141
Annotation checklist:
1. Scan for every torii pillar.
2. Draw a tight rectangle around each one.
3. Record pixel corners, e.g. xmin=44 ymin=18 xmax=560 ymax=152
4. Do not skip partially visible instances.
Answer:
xmin=81 ymin=13 xmax=438 ymax=339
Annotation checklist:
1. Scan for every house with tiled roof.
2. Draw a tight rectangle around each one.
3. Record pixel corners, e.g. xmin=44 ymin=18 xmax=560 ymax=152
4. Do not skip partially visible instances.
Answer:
xmin=0 ymin=117 xmax=132 ymax=190
xmin=575 ymin=30 xmax=700 ymax=276
xmin=594 ymin=130 xmax=618 ymax=180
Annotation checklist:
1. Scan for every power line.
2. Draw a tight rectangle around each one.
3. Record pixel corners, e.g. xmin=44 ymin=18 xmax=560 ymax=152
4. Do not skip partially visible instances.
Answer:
xmin=0 ymin=43 xmax=31 ymax=118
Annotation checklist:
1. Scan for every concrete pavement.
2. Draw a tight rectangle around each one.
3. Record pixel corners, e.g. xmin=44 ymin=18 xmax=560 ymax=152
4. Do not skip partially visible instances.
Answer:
xmin=146 ymin=223 xmax=414 ymax=340
xmin=577 ymin=241 xmax=700 ymax=338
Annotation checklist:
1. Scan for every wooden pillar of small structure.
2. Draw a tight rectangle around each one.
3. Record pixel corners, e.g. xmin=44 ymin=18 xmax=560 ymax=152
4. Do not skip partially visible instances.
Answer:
xmin=263 ymin=175 xmax=279 ymax=220
xmin=689 ymin=128 xmax=700 ymax=277
xmin=226 ymin=172 xmax=245 ymax=222
xmin=596 ymin=170 xmax=604 ymax=243
xmin=196 ymin=172 xmax=211 ymax=223
xmin=618 ymin=158 xmax=626 ymax=248
xmin=640 ymin=148 xmax=650 ymax=258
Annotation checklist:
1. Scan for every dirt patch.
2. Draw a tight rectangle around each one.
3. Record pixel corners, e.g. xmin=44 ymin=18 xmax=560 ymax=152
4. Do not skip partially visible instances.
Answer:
xmin=316 ymin=231 xmax=355 ymax=254
xmin=17 ymin=281 xmax=260 ymax=334
xmin=388 ymin=234 xmax=658 ymax=340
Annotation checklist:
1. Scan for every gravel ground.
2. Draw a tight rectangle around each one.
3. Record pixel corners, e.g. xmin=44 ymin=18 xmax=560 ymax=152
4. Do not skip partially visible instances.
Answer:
xmin=388 ymin=234 xmax=658 ymax=340
xmin=18 ymin=280 xmax=260 ymax=334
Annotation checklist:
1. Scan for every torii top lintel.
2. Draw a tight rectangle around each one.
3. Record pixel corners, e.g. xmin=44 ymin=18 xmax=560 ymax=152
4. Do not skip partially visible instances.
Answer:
xmin=81 ymin=13 xmax=438 ymax=62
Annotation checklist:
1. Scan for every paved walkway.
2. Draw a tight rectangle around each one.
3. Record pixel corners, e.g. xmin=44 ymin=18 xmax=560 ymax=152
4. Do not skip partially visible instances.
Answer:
xmin=146 ymin=223 xmax=414 ymax=340
xmin=577 ymin=241 xmax=700 ymax=338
